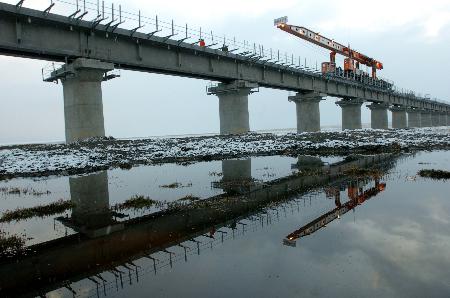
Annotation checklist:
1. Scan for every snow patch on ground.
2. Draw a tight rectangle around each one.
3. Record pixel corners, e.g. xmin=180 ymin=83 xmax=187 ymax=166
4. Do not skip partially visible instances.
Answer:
xmin=0 ymin=127 xmax=449 ymax=177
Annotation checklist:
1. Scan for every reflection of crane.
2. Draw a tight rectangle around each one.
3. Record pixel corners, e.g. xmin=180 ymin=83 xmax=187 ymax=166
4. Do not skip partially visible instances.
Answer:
xmin=274 ymin=17 xmax=384 ymax=79
xmin=283 ymin=179 xmax=386 ymax=247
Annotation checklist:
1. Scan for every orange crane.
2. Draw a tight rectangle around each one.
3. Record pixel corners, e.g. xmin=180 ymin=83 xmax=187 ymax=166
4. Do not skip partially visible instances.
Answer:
xmin=274 ymin=17 xmax=383 ymax=78
xmin=283 ymin=179 xmax=386 ymax=247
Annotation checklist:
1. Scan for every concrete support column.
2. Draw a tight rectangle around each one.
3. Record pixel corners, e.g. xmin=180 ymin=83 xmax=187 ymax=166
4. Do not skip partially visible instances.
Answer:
xmin=367 ymin=102 xmax=389 ymax=129
xmin=50 ymin=58 xmax=115 ymax=143
xmin=288 ymin=92 xmax=325 ymax=133
xmin=431 ymin=112 xmax=441 ymax=127
xmin=208 ymin=80 xmax=258 ymax=135
xmin=447 ymin=113 xmax=450 ymax=127
xmin=335 ymin=99 xmax=363 ymax=130
xmin=421 ymin=111 xmax=432 ymax=127
xmin=407 ymin=109 xmax=422 ymax=128
xmin=389 ymin=106 xmax=407 ymax=129
xmin=440 ymin=112 xmax=448 ymax=126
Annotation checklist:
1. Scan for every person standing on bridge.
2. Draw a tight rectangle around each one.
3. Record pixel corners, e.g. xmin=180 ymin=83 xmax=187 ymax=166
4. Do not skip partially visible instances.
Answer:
xmin=199 ymin=39 xmax=206 ymax=47
xmin=221 ymin=44 xmax=229 ymax=53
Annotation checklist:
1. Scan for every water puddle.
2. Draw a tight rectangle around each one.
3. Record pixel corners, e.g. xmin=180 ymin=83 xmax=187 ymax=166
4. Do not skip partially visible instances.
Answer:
xmin=1 ymin=152 xmax=449 ymax=297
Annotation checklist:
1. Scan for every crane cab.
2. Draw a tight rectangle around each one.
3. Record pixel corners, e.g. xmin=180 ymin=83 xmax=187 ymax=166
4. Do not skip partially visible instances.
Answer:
xmin=321 ymin=62 xmax=336 ymax=75
xmin=344 ymin=58 xmax=356 ymax=73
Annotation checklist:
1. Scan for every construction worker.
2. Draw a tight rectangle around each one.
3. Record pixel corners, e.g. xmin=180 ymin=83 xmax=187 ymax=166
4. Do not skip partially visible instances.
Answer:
xmin=221 ymin=44 xmax=229 ymax=53
xmin=199 ymin=39 xmax=206 ymax=47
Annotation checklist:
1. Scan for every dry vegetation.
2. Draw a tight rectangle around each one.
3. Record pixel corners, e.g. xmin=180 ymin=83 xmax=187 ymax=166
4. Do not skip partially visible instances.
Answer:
xmin=0 ymin=199 xmax=74 ymax=223
xmin=418 ymin=169 xmax=450 ymax=180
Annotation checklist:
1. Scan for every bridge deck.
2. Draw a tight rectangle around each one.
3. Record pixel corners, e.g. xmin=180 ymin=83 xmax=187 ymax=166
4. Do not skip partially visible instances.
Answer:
xmin=0 ymin=2 xmax=448 ymax=112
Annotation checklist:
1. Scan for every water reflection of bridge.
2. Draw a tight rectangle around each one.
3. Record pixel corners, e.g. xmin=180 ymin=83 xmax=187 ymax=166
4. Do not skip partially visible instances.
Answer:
xmin=284 ymin=178 xmax=387 ymax=247
xmin=0 ymin=154 xmax=399 ymax=297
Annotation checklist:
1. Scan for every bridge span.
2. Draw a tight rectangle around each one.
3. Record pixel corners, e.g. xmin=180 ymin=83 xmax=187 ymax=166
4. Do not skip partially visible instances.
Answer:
xmin=0 ymin=1 xmax=449 ymax=142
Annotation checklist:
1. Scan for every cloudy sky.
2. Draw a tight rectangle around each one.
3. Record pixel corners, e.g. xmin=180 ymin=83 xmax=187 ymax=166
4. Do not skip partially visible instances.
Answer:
xmin=1 ymin=0 xmax=449 ymax=144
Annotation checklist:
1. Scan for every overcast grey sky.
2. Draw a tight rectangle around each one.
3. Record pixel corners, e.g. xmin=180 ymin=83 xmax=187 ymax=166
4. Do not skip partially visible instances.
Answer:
xmin=1 ymin=0 xmax=449 ymax=144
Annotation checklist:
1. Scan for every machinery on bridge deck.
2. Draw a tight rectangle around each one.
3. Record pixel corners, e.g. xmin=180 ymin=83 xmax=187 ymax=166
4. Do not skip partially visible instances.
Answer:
xmin=274 ymin=17 xmax=393 ymax=91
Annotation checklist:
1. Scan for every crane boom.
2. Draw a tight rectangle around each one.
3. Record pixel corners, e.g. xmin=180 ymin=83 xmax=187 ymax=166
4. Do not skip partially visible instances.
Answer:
xmin=274 ymin=17 xmax=383 ymax=78
xmin=283 ymin=180 xmax=386 ymax=247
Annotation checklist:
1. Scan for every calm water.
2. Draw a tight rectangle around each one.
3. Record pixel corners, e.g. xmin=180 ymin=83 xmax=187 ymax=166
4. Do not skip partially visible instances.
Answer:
xmin=0 ymin=151 xmax=449 ymax=297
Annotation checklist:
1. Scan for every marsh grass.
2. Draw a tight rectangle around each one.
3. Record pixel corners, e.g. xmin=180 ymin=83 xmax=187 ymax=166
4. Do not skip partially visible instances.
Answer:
xmin=113 ymin=195 xmax=159 ymax=211
xmin=418 ymin=169 xmax=450 ymax=180
xmin=0 ymin=231 xmax=29 ymax=258
xmin=0 ymin=186 xmax=51 ymax=196
xmin=159 ymin=182 xmax=182 ymax=189
xmin=177 ymin=195 xmax=201 ymax=202
xmin=0 ymin=199 xmax=74 ymax=223
xmin=343 ymin=167 xmax=382 ymax=178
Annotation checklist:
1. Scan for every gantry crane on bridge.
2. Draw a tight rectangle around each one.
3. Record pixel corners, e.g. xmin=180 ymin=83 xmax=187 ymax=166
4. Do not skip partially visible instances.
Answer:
xmin=274 ymin=17 xmax=392 ymax=90
xmin=283 ymin=178 xmax=386 ymax=247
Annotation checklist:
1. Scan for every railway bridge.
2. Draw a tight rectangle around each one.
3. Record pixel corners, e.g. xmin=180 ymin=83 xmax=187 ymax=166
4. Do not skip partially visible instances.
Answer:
xmin=0 ymin=1 xmax=449 ymax=142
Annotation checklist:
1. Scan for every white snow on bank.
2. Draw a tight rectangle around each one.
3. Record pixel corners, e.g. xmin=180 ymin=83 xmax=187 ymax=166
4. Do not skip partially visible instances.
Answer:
xmin=0 ymin=127 xmax=449 ymax=176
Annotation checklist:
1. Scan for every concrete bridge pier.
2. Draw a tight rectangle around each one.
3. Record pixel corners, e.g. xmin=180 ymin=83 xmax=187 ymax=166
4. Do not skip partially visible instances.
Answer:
xmin=288 ymin=92 xmax=325 ymax=133
xmin=208 ymin=80 xmax=258 ymax=135
xmin=421 ymin=111 xmax=432 ymax=127
xmin=440 ymin=112 xmax=448 ymax=126
xmin=336 ymin=99 xmax=364 ymax=130
xmin=368 ymin=102 xmax=389 ymax=129
xmin=431 ymin=112 xmax=441 ymax=127
xmin=390 ymin=106 xmax=407 ymax=129
xmin=407 ymin=109 xmax=422 ymax=128
xmin=447 ymin=113 xmax=450 ymax=126
xmin=49 ymin=58 xmax=115 ymax=143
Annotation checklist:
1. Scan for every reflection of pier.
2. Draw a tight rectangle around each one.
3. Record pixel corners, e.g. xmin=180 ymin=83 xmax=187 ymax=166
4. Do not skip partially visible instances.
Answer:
xmin=292 ymin=155 xmax=324 ymax=170
xmin=213 ymin=159 xmax=260 ymax=194
xmin=0 ymin=154 xmax=398 ymax=297
xmin=284 ymin=178 xmax=387 ymax=247
xmin=68 ymin=171 xmax=124 ymax=238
